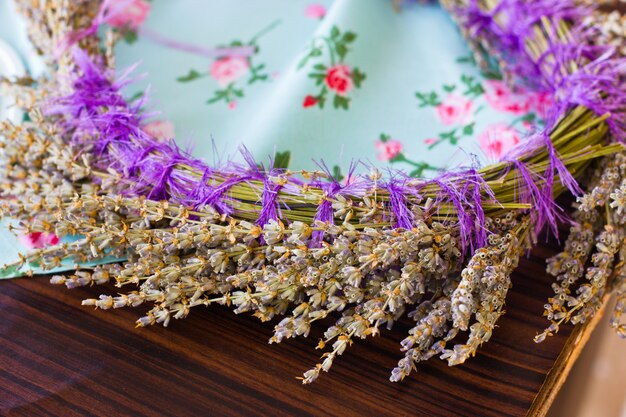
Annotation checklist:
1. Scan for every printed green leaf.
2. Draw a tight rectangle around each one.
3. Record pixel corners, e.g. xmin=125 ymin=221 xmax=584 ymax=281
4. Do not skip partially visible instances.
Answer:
xmin=456 ymin=55 xmax=476 ymax=65
xmin=332 ymin=165 xmax=345 ymax=182
xmin=297 ymin=47 xmax=323 ymax=69
xmin=342 ymin=32 xmax=357 ymax=43
xmin=390 ymin=152 xmax=405 ymax=163
xmin=415 ymin=91 xmax=441 ymax=107
xmin=439 ymin=129 xmax=459 ymax=145
xmin=330 ymin=26 xmax=340 ymax=39
xmin=443 ymin=84 xmax=456 ymax=93
xmin=462 ymin=123 xmax=475 ymax=136
xmin=248 ymin=74 xmax=269 ymax=85
xmin=352 ymin=68 xmax=365 ymax=88
xmin=177 ymin=69 xmax=204 ymax=83
xmin=123 ymin=30 xmax=138 ymax=44
xmin=481 ymin=70 xmax=503 ymax=80
xmin=379 ymin=133 xmax=391 ymax=143
xmin=127 ymin=91 xmax=144 ymax=102
xmin=460 ymin=74 xmax=484 ymax=97
xmin=409 ymin=168 xmax=424 ymax=177
xmin=248 ymin=61 xmax=270 ymax=84
xmin=333 ymin=94 xmax=349 ymax=110
xmin=206 ymin=89 xmax=229 ymax=104
xmin=335 ymin=43 xmax=348 ymax=60
xmin=273 ymin=151 xmax=291 ymax=169
xmin=403 ymin=161 xmax=439 ymax=178
xmin=297 ymin=56 xmax=310 ymax=69
xmin=318 ymin=90 xmax=327 ymax=108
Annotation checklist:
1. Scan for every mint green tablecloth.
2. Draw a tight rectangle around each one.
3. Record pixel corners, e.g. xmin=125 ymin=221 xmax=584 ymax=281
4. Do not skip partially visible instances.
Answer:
xmin=0 ymin=0 xmax=544 ymax=277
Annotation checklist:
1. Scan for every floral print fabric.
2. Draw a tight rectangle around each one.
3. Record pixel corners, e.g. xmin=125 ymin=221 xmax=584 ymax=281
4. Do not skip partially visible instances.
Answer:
xmin=112 ymin=0 xmax=546 ymax=177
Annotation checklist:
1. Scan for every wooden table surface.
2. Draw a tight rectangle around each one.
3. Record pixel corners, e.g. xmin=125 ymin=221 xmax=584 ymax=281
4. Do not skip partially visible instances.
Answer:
xmin=0 ymin=237 xmax=590 ymax=417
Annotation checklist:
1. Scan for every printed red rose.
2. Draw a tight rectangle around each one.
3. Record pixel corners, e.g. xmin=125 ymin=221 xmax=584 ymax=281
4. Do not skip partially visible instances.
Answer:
xmin=303 ymin=95 xmax=318 ymax=108
xmin=325 ymin=64 xmax=354 ymax=96
xmin=19 ymin=232 xmax=60 ymax=249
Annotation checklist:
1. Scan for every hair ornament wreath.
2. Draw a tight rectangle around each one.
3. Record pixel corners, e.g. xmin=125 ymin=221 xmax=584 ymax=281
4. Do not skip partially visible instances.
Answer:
xmin=0 ymin=0 xmax=625 ymax=384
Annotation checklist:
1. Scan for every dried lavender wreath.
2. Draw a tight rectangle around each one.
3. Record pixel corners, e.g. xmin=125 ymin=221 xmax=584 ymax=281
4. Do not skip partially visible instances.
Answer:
xmin=0 ymin=0 xmax=625 ymax=384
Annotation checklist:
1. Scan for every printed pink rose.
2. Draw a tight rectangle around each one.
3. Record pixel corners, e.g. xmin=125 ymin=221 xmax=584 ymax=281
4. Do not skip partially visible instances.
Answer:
xmin=143 ymin=120 xmax=175 ymax=141
xmin=305 ymin=3 xmax=327 ymax=19
xmin=375 ymin=139 xmax=403 ymax=161
xmin=484 ymin=80 xmax=530 ymax=115
xmin=479 ymin=124 xmax=520 ymax=160
xmin=435 ymin=94 xmax=473 ymax=126
xmin=210 ymin=56 xmax=250 ymax=87
xmin=325 ymin=65 xmax=353 ymax=96
xmin=105 ymin=0 xmax=151 ymax=29
xmin=19 ymin=232 xmax=60 ymax=249
xmin=530 ymin=91 xmax=553 ymax=118
xmin=522 ymin=120 xmax=533 ymax=131
xmin=423 ymin=138 xmax=437 ymax=146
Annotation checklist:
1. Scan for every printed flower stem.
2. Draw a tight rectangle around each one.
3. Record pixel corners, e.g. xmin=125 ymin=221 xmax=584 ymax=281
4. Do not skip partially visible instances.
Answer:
xmin=249 ymin=19 xmax=282 ymax=44
xmin=322 ymin=38 xmax=337 ymax=66
xmin=392 ymin=154 xmax=441 ymax=177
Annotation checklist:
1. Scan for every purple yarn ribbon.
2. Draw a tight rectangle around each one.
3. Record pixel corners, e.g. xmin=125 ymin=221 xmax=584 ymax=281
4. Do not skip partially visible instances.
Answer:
xmin=137 ymin=27 xmax=255 ymax=58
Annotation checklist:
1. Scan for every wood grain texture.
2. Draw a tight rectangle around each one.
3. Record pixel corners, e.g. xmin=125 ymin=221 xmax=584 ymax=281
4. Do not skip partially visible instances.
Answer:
xmin=0 ymin=238 xmax=582 ymax=417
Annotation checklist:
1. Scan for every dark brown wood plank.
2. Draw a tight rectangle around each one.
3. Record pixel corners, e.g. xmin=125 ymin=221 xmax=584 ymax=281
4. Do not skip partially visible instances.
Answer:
xmin=0 ymin=237 xmax=577 ymax=417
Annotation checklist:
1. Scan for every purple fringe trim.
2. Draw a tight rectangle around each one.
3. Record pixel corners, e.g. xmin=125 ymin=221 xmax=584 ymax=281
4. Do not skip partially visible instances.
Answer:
xmin=309 ymin=162 xmax=364 ymax=247
xmin=387 ymin=179 xmax=416 ymax=230
xmin=430 ymin=169 xmax=494 ymax=252
xmin=45 ymin=0 xmax=625 ymax=254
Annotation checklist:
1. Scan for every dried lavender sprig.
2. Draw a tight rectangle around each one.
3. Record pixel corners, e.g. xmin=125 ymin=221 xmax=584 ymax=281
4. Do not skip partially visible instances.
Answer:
xmin=537 ymin=224 xmax=622 ymax=342
xmin=442 ymin=221 xmax=527 ymax=365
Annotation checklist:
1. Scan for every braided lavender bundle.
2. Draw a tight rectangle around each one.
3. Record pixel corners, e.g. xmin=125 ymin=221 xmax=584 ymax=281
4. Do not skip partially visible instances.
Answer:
xmin=0 ymin=0 xmax=625 ymax=384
